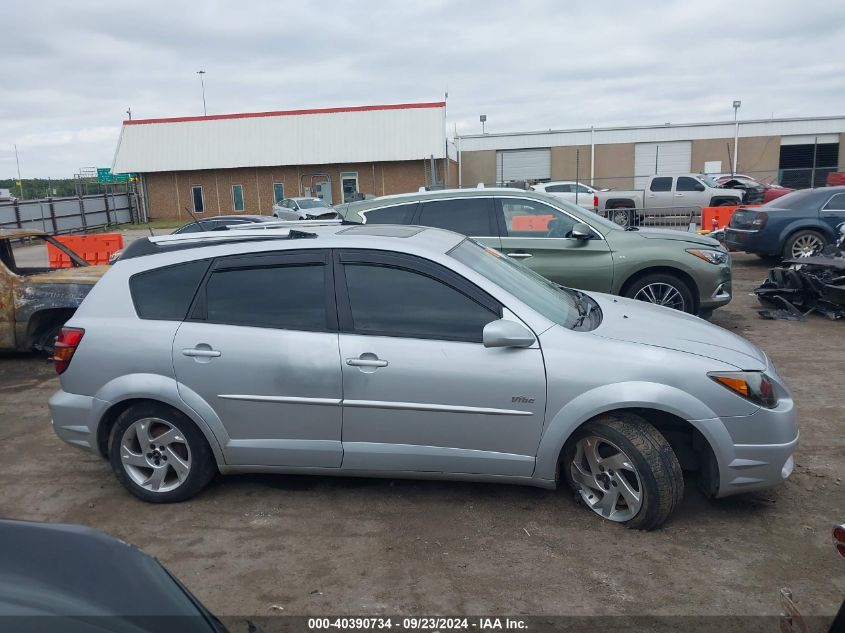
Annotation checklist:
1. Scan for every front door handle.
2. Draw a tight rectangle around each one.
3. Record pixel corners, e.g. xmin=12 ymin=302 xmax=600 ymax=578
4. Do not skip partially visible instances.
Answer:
xmin=507 ymin=252 xmax=533 ymax=259
xmin=182 ymin=348 xmax=221 ymax=358
xmin=346 ymin=358 xmax=388 ymax=367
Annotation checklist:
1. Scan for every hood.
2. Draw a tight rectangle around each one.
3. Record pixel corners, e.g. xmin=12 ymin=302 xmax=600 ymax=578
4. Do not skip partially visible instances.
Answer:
xmin=630 ymin=228 xmax=722 ymax=247
xmin=589 ymin=293 xmax=767 ymax=370
xmin=27 ymin=265 xmax=109 ymax=285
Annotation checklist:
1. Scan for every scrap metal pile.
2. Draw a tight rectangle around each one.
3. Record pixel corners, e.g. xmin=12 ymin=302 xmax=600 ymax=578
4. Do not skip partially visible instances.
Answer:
xmin=755 ymin=252 xmax=845 ymax=320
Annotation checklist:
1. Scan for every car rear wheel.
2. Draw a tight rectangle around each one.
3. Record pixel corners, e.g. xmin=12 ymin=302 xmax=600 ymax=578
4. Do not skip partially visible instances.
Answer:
xmin=609 ymin=206 xmax=633 ymax=227
xmin=109 ymin=403 xmax=216 ymax=503
xmin=563 ymin=413 xmax=683 ymax=530
xmin=625 ymin=273 xmax=694 ymax=313
xmin=783 ymin=230 xmax=826 ymax=259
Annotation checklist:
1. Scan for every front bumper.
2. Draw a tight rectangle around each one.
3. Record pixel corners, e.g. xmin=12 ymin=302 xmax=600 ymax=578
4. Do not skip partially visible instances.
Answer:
xmin=49 ymin=389 xmax=101 ymax=453
xmin=696 ymin=260 xmax=733 ymax=311
xmin=700 ymin=394 xmax=799 ymax=498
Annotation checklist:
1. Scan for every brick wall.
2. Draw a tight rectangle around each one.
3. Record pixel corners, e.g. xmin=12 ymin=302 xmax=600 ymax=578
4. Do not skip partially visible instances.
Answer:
xmin=142 ymin=160 xmax=433 ymax=219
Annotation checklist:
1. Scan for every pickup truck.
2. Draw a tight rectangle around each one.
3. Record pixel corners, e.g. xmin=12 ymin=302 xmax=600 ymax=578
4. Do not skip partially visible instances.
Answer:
xmin=594 ymin=174 xmax=744 ymax=224
xmin=0 ymin=229 xmax=107 ymax=352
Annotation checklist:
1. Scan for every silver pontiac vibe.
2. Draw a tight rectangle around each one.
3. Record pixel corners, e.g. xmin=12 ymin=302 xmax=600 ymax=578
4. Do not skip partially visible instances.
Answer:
xmin=49 ymin=224 xmax=797 ymax=530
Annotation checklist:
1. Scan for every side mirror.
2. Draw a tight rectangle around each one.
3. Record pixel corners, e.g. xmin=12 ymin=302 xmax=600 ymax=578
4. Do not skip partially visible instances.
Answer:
xmin=696 ymin=184 xmax=706 ymax=192
xmin=483 ymin=319 xmax=536 ymax=348
xmin=570 ymin=223 xmax=592 ymax=239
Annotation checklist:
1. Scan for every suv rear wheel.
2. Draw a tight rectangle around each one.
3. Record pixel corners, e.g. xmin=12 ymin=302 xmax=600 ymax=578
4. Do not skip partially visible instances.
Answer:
xmin=109 ymin=403 xmax=217 ymax=503
xmin=624 ymin=273 xmax=694 ymax=313
xmin=563 ymin=413 xmax=683 ymax=530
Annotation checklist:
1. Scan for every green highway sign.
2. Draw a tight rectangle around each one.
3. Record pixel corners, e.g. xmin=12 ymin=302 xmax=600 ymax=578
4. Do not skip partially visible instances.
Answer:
xmin=97 ymin=168 xmax=136 ymax=183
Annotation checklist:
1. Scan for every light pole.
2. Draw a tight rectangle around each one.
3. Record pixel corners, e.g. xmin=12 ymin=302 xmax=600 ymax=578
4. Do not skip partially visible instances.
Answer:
xmin=197 ymin=70 xmax=207 ymax=116
xmin=732 ymin=100 xmax=741 ymax=175
xmin=479 ymin=114 xmax=487 ymax=134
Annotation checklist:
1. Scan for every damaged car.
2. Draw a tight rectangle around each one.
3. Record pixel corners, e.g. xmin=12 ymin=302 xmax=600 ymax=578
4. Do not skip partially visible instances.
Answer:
xmin=0 ymin=229 xmax=107 ymax=352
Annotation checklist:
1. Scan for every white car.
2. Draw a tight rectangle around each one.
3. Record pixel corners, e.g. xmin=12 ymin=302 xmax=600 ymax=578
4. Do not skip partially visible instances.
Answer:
xmin=531 ymin=182 xmax=599 ymax=210
xmin=271 ymin=197 xmax=337 ymax=220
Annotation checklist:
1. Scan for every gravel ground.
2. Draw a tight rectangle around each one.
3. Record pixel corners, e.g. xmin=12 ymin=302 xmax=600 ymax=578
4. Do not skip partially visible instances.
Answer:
xmin=0 ymin=253 xmax=842 ymax=624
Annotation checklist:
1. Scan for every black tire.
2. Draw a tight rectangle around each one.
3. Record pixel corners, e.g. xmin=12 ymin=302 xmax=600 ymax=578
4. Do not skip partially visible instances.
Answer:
xmin=782 ymin=229 xmax=827 ymax=260
xmin=624 ymin=273 xmax=695 ymax=314
xmin=109 ymin=402 xmax=217 ymax=503
xmin=714 ymin=200 xmax=736 ymax=207
xmin=755 ymin=254 xmax=781 ymax=263
xmin=563 ymin=412 xmax=683 ymax=530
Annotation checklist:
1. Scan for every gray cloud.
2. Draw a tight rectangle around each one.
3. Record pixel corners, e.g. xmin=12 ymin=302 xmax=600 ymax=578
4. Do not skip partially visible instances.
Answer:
xmin=3 ymin=0 xmax=844 ymax=177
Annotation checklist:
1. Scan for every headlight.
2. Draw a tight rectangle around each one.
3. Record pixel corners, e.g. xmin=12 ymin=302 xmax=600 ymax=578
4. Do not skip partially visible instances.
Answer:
xmin=687 ymin=248 xmax=729 ymax=265
xmin=708 ymin=371 xmax=778 ymax=408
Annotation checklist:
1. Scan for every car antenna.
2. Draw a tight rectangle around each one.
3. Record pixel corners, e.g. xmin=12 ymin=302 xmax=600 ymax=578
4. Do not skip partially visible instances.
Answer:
xmin=184 ymin=205 xmax=207 ymax=231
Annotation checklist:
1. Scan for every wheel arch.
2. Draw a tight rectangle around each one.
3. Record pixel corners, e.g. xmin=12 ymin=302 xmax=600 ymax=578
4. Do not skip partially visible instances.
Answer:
xmin=618 ymin=266 xmax=700 ymax=313
xmin=604 ymin=198 xmax=637 ymax=209
xmin=777 ymin=222 xmax=834 ymax=252
xmin=23 ymin=307 xmax=76 ymax=350
xmin=708 ymin=195 xmax=743 ymax=206
xmin=535 ymin=382 xmax=726 ymax=491
xmin=92 ymin=374 xmax=228 ymax=465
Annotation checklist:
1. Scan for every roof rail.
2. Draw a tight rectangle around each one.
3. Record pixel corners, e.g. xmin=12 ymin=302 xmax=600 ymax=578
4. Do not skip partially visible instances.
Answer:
xmin=120 ymin=229 xmax=319 ymax=261
xmin=225 ymin=218 xmax=343 ymax=230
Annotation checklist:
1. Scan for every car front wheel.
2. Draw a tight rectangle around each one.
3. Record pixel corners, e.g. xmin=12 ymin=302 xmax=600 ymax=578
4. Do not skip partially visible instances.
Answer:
xmin=624 ymin=273 xmax=694 ymax=313
xmin=109 ymin=403 xmax=217 ymax=503
xmin=563 ymin=412 xmax=684 ymax=530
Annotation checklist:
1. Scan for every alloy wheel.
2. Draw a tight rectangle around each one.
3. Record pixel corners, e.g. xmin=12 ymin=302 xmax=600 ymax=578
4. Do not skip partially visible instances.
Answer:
xmin=633 ymin=282 xmax=686 ymax=311
xmin=570 ymin=436 xmax=643 ymax=522
xmin=611 ymin=209 xmax=630 ymax=226
xmin=791 ymin=234 xmax=823 ymax=258
xmin=119 ymin=417 xmax=192 ymax=493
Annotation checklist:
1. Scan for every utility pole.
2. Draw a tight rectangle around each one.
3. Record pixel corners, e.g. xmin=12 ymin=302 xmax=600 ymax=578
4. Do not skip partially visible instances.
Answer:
xmin=197 ymin=70 xmax=207 ymax=116
xmin=14 ymin=144 xmax=23 ymax=199
xmin=732 ymin=100 xmax=742 ymax=175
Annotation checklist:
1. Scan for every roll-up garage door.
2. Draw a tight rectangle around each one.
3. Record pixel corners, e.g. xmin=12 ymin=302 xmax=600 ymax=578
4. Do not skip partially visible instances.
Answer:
xmin=496 ymin=149 xmax=551 ymax=183
xmin=634 ymin=142 xmax=692 ymax=189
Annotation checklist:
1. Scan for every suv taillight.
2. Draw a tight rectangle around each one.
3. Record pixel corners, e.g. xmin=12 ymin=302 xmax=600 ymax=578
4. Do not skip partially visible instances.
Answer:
xmin=53 ymin=327 xmax=85 ymax=375
xmin=593 ymin=195 xmax=598 ymax=209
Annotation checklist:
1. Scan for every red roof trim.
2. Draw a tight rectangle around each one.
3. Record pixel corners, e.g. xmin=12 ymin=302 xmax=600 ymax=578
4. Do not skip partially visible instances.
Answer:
xmin=124 ymin=101 xmax=446 ymax=126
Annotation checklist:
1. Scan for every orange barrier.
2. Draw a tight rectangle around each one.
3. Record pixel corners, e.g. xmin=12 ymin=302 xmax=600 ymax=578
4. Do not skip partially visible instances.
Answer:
xmin=511 ymin=214 xmax=554 ymax=231
xmin=701 ymin=205 xmax=761 ymax=231
xmin=48 ymin=233 xmax=124 ymax=268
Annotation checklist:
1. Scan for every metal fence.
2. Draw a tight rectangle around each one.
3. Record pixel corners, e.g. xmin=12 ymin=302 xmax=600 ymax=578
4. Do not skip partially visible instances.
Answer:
xmin=594 ymin=205 xmax=701 ymax=231
xmin=0 ymin=192 xmax=135 ymax=234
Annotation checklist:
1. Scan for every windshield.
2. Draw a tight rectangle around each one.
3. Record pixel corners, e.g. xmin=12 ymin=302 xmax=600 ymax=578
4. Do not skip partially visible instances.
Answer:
xmin=298 ymin=198 xmax=330 ymax=209
xmin=698 ymin=174 xmax=719 ymax=187
xmin=450 ymin=238 xmax=582 ymax=328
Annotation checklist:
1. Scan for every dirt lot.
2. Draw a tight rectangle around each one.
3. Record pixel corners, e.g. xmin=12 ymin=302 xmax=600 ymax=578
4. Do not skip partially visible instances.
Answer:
xmin=0 ymin=254 xmax=843 ymax=622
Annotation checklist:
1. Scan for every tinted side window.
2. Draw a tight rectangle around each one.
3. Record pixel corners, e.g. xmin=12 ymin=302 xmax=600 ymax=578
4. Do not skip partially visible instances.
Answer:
xmin=362 ymin=203 xmax=418 ymax=224
xmin=677 ymin=177 xmax=704 ymax=192
xmin=205 ymin=264 xmax=326 ymax=330
xmin=500 ymin=198 xmax=576 ymax=238
xmin=545 ymin=184 xmax=571 ymax=193
xmin=343 ymin=264 xmax=497 ymax=342
xmin=131 ymin=260 xmax=210 ymax=320
xmin=418 ymin=198 xmax=493 ymax=236
xmin=824 ymin=193 xmax=845 ymax=210
xmin=650 ymin=177 xmax=672 ymax=192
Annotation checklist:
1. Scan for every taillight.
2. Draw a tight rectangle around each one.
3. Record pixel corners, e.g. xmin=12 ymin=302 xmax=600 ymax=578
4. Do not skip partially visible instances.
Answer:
xmin=834 ymin=524 xmax=845 ymax=560
xmin=53 ymin=327 xmax=85 ymax=375
xmin=750 ymin=210 xmax=768 ymax=229
xmin=593 ymin=195 xmax=598 ymax=209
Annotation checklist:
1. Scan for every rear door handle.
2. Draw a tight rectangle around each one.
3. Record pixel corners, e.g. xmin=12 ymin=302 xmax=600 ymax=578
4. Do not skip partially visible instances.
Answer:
xmin=346 ymin=358 xmax=388 ymax=367
xmin=507 ymin=252 xmax=533 ymax=259
xmin=182 ymin=348 xmax=221 ymax=358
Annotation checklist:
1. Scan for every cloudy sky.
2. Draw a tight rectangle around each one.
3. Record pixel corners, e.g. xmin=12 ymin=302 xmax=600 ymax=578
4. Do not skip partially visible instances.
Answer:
xmin=3 ymin=0 xmax=844 ymax=177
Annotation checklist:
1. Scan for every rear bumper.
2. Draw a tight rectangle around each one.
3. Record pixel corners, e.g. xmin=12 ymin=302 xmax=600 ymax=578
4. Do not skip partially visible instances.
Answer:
xmin=49 ymin=389 xmax=101 ymax=453
xmin=724 ymin=228 xmax=772 ymax=255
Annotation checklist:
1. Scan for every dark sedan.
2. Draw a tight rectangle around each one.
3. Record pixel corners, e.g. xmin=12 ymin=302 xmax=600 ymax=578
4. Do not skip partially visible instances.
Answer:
xmin=173 ymin=214 xmax=275 ymax=233
xmin=725 ymin=186 xmax=845 ymax=260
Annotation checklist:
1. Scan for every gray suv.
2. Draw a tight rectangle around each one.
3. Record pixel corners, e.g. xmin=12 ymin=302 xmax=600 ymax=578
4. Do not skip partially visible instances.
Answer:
xmin=336 ymin=188 xmax=732 ymax=316
xmin=49 ymin=224 xmax=796 ymax=529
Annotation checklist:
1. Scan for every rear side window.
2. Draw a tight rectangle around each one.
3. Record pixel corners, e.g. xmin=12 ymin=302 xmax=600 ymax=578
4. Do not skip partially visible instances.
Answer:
xmin=205 ymin=264 xmax=326 ymax=330
xmin=650 ymin=177 xmax=672 ymax=192
xmin=824 ymin=193 xmax=845 ymax=210
xmin=362 ymin=203 xmax=417 ymax=224
xmin=417 ymin=198 xmax=494 ymax=236
xmin=130 ymin=260 xmax=210 ymax=321
xmin=545 ymin=184 xmax=571 ymax=193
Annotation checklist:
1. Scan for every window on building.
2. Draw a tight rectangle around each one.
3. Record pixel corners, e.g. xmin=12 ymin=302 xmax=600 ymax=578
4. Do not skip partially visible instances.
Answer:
xmin=779 ymin=142 xmax=840 ymax=188
xmin=273 ymin=183 xmax=285 ymax=204
xmin=341 ymin=172 xmax=359 ymax=203
xmin=191 ymin=186 xmax=205 ymax=213
xmin=417 ymin=198 xmax=494 ymax=236
xmin=232 ymin=185 xmax=245 ymax=212
xmin=649 ymin=177 xmax=672 ymax=192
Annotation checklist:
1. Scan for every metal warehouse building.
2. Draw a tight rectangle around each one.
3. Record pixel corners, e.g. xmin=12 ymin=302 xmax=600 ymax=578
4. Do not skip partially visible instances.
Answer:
xmin=112 ymin=101 xmax=454 ymax=219
xmin=457 ymin=115 xmax=845 ymax=191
